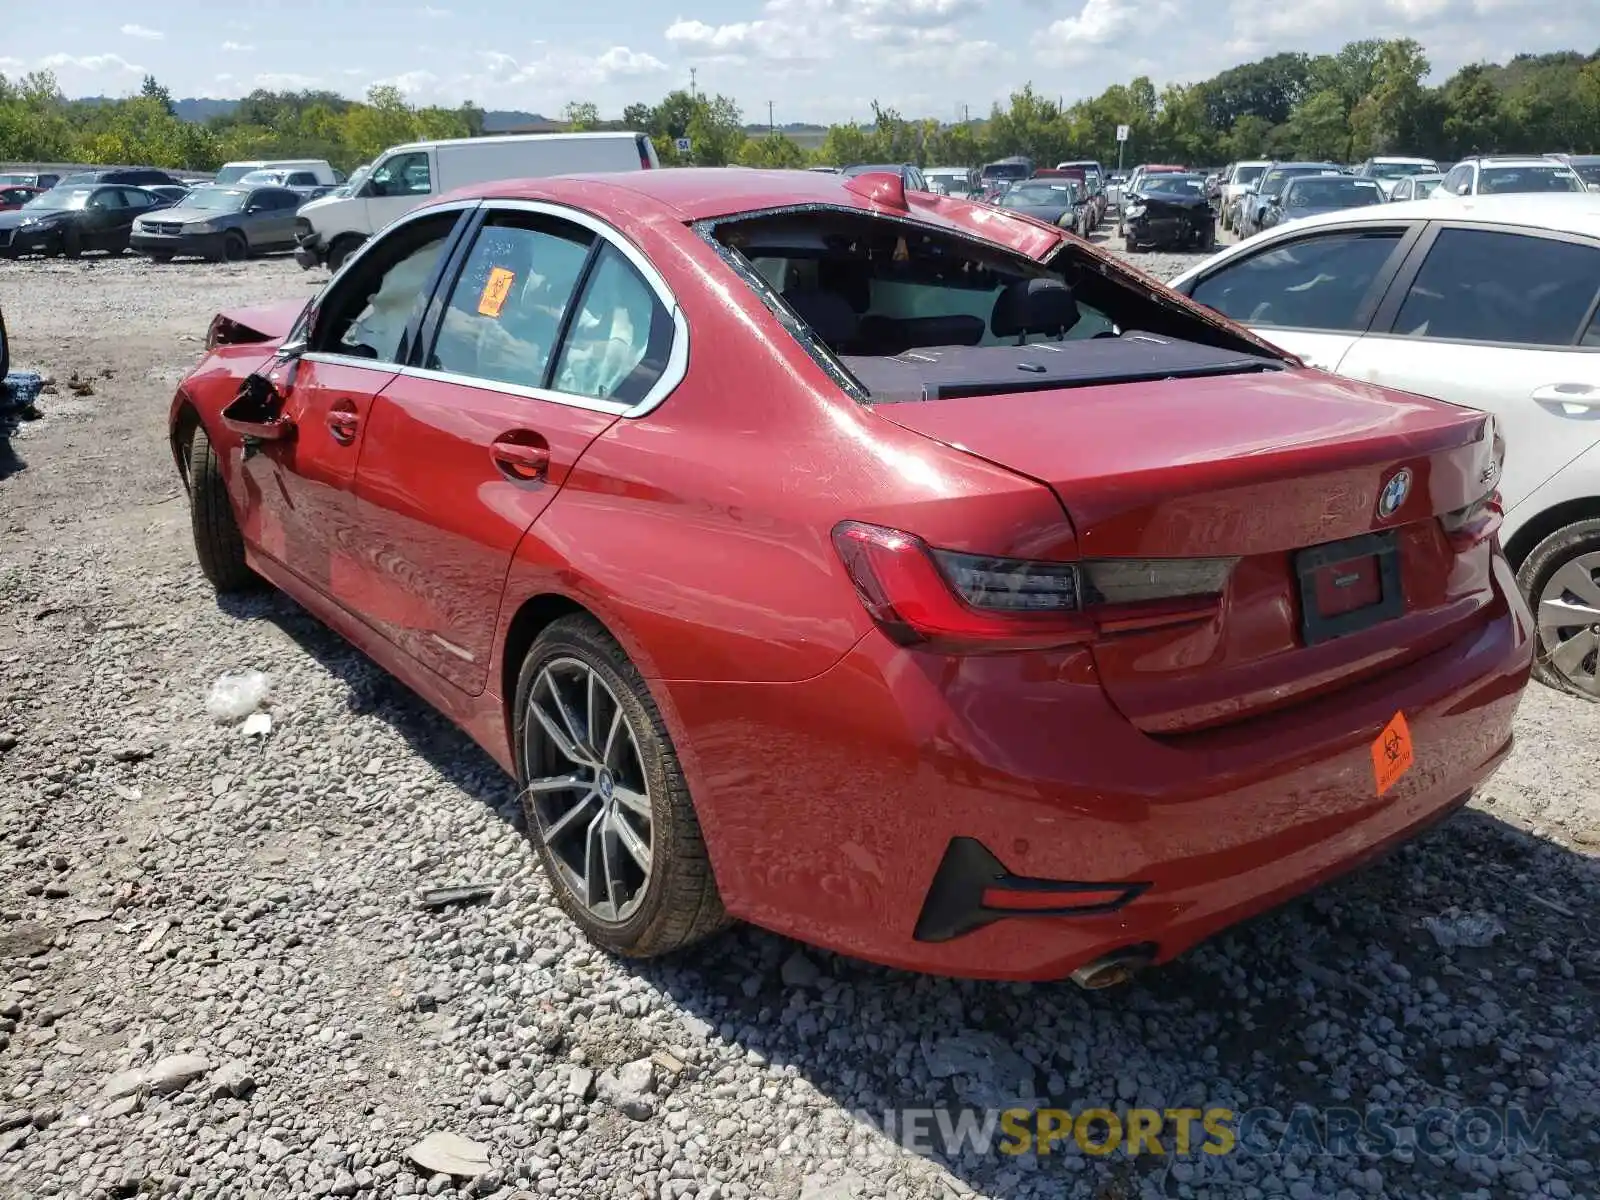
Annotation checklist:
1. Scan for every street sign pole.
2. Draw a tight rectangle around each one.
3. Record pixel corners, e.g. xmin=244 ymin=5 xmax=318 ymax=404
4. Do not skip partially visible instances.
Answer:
xmin=1115 ymin=124 xmax=1129 ymax=174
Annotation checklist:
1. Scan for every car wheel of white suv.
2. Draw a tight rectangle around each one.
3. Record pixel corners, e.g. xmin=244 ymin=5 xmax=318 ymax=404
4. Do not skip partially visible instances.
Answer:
xmin=1517 ymin=518 xmax=1600 ymax=698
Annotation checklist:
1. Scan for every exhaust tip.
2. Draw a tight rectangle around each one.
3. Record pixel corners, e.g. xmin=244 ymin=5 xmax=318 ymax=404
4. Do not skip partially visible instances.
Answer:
xmin=1070 ymin=945 xmax=1156 ymax=990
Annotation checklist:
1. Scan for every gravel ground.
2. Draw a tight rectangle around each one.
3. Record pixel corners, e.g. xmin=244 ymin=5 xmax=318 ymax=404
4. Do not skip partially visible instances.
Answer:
xmin=2 ymin=235 xmax=1600 ymax=1200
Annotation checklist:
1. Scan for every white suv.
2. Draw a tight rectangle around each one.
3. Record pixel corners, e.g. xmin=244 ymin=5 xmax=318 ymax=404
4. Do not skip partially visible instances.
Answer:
xmin=1219 ymin=160 xmax=1272 ymax=232
xmin=1437 ymin=157 xmax=1585 ymax=198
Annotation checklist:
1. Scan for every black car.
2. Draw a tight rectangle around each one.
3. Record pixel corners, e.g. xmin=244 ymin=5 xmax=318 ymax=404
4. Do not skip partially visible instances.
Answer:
xmin=1123 ymin=173 xmax=1215 ymax=250
xmin=841 ymin=163 xmax=929 ymax=192
xmin=995 ymin=179 xmax=1087 ymax=234
xmin=0 ymin=184 xmax=177 ymax=258
xmin=54 ymin=167 xmax=185 ymax=188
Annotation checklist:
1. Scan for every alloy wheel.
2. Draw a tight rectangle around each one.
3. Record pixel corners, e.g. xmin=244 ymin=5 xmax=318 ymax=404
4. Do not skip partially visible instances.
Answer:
xmin=1536 ymin=550 xmax=1600 ymax=695
xmin=522 ymin=656 xmax=654 ymax=923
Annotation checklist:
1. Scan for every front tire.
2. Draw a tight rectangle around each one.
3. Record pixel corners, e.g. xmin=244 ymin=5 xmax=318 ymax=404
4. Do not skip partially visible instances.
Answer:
xmin=61 ymin=227 xmax=82 ymax=259
xmin=1517 ymin=519 xmax=1600 ymax=697
xmin=187 ymin=424 xmax=255 ymax=593
xmin=513 ymin=615 xmax=727 ymax=958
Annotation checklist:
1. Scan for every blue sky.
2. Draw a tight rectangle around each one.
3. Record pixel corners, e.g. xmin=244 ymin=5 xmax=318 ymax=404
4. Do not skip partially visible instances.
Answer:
xmin=4 ymin=0 xmax=1595 ymax=124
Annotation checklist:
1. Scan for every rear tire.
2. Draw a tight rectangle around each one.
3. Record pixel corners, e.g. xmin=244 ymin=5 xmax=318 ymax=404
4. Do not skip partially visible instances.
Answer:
xmin=187 ymin=424 xmax=255 ymax=593
xmin=513 ymin=615 xmax=729 ymax=958
xmin=1517 ymin=519 xmax=1600 ymax=698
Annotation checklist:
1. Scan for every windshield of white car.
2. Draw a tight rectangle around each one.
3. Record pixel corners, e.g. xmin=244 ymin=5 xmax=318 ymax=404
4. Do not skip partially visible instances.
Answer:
xmin=1284 ymin=178 xmax=1385 ymax=206
xmin=23 ymin=188 xmax=92 ymax=211
xmin=1480 ymin=165 xmax=1585 ymax=194
xmin=1231 ymin=165 xmax=1267 ymax=185
xmin=1261 ymin=167 xmax=1338 ymax=197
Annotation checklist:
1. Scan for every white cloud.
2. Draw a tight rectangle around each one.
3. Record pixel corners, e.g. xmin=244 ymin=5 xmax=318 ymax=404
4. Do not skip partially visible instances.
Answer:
xmin=423 ymin=5 xmax=451 ymax=14
xmin=468 ymin=46 xmax=669 ymax=101
xmin=374 ymin=69 xmax=440 ymax=96
xmin=253 ymin=71 xmax=322 ymax=90
xmin=0 ymin=56 xmax=24 ymax=71
xmin=668 ymin=0 xmax=990 ymax=68
xmin=121 ymin=23 xmax=165 ymax=40
xmin=221 ymin=41 xmax=254 ymax=52
xmin=38 ymin=53 xmax=144 ymax=74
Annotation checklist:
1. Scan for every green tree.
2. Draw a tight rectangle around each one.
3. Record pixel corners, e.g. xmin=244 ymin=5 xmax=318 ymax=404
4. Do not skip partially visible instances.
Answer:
xmin=1287 ymin=90 xmax=1350 ymax=161
xmin=562 ymin=100 xmax=600 ymax=131
xmin=737 ymin=133 xmax=805 ymax=168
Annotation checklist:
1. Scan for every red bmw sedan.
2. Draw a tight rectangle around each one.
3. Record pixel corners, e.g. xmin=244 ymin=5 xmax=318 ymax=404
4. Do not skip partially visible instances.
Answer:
xmin=168 ymin=168 xmax=1532 ymax=983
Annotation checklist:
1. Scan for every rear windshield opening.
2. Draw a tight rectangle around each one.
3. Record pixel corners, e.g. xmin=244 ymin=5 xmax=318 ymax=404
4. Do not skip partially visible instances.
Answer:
xmin=708 ymin=208 xmax=1282 ymax=402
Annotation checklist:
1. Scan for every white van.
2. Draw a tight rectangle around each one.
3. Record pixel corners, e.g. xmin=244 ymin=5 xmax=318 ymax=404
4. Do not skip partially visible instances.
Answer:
xmin=293 ymin=132 xmax=658 ymax=271
xmin=215 ymin=159 xmax=338 ymax=188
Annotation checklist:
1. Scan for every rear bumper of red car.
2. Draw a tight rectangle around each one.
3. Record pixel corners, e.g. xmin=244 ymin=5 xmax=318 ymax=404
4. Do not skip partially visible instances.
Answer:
xmin=666 ymin=555 xmax=1533 ymax=981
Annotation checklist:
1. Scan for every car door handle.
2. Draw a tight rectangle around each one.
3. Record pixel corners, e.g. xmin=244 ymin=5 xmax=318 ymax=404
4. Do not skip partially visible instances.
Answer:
xmin=326 ymin=400 xmax=360 ymax=445
xmin=490 ymin=434 xmax=550 ymax=482
xmin=1531 ymin=383 xmax=1600 ymax=414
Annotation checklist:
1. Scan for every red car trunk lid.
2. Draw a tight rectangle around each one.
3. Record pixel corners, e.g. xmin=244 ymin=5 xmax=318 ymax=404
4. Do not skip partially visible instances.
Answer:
xmin=876 ymin=369 xmax=1500 ymax=732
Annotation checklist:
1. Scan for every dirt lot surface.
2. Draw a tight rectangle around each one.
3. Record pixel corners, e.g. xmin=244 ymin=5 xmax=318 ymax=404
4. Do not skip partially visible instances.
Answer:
xmin=2 ymin=241 xmax=1599 ymax=1200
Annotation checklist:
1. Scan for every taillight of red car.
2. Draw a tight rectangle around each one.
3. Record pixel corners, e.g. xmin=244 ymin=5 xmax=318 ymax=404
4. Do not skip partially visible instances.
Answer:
xmin=831 ymin=520 xmax=1237 ymax=654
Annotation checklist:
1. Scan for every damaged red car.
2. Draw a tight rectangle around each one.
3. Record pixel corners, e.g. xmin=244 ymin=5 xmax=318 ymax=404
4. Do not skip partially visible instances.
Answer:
xmin=167 ymin=168 xmax=1532 ymax=983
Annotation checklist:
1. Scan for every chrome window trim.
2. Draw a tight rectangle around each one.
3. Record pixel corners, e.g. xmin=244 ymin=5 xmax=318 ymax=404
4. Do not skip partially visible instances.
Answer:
xmin=287 ymin=195 xmax=689 ymax=418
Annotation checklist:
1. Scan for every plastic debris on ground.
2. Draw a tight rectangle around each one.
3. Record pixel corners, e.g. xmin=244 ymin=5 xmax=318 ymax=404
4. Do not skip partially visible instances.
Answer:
xmin=206 ymin=670 xmax=271 ymax=723
xmin=2 ymin=370 xmax=45 ymax=438
xmin=1422 ymin=911 xmax=1505 ymax=949
xmin=240 ymin=712 xmax=273 ymax=739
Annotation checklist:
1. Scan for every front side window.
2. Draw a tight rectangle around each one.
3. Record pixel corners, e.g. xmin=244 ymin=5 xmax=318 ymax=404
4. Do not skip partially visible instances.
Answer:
xmin=316 ymin=212 xmax=460 ymax=362
xmin=368 ymin=152 xmax=431 ymax=198
xmin=1189 ymin=230 xmax=1405 ymax=331
xmin=551 ymin=244 xmax=673 ymax=403
xmin=428 ymin=213 xmax=595 ymax=391
xmin=119 ymin=188 xmax=156 ymax=209
xmin=1441 ymin=165 xmax=1471 ymax=195
xmin=1391 ymin=228 xmax=1600 ymax=346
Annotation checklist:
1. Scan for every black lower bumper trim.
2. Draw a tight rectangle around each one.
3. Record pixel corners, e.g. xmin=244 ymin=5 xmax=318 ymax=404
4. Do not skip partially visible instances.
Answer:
xmin=912 ymin=837 xmax=1148 ymax=943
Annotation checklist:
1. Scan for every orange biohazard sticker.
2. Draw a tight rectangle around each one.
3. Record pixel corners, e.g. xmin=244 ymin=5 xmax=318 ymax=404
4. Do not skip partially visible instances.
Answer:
xmin=1371 ymin=710 xmax=1414 ymax=796
xmin=477 ymin=266 xmax=516 ymax=317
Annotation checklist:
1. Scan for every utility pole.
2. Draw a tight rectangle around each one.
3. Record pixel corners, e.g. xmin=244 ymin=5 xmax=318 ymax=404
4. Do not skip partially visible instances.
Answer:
xmin=768 ymin=100 xmax=774 ymax=135
xmin=689 ymin=68 xmax=697 ymax=101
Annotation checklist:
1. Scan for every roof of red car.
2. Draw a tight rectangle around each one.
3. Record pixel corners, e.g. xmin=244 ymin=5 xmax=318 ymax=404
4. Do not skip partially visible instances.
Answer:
xmin=440 ymin=168 xmax=1070 ymax=260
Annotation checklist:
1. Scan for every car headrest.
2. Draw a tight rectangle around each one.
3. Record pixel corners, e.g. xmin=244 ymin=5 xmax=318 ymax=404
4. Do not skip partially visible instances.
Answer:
xmin=784 ymin=288 xmax=860 ymax=349
xmin=990 ymin=277 xmax=1080 ymax=340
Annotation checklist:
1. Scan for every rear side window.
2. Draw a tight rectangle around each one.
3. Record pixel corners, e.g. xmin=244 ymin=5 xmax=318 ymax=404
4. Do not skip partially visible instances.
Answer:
xmin=429 ymin=213 xmax=595 ymax=391
xmin=550 ymin=244 xmax=673 ymax=404
xmin=1392 ymin=229 xmax=1600 ymax=346
xmin=1189 ymin=230 xmax=1405 ymax=331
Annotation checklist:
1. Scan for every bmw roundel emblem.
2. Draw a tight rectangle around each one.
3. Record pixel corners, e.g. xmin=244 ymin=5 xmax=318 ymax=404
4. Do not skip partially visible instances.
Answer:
xmin=1378 ymin=468 xmax=1412 ymax=519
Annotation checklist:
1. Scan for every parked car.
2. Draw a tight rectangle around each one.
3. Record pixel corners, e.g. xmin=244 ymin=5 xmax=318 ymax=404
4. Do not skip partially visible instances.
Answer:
xmin=144 ymin=184 xmax=193 ymax=205
xmin=1258 ymin=174 xmax=1386 ymax=230
xmin=1115 ymin=165 xmax=1188 ymax=236
xmin=1388 ymin=173 xmax=1444 ymax=202
xmin=1055 ymin=160 xmax=1108 ymax=224
xmin=1218 ymin=159 xmax=1271 ymax=233
xmin=295 ymin=132 xmax=658 ymax=272
xmin=1545 ymin=154 xmax=1600 ymax=192
xmin=213 ymin=159 xmax=338 ymax=188
xmin=168 ymin=166 xmax=1530 ymax=981
xmin=995 ymin=178 xmax=1088 ymax=235
xmin=54 ymin=167 xmax=184 ymax=188
xmin=0 ymin=185 xmax=42 ymax=212
xmin=130 ymin=185 xmax=305 ymax=262
xmin=1169 ymin=193 xmax=1599 ymax=694
xmin=1355 ymin=156 xmax=1440 ymax=198
xmin=0 ymin=171 xmax=60 ymax=190
xmin=924 ymin=167 xmax=980 ymax=199
xmin=842 ymin=163 xmax=929 ymax=193
xmin=1236 ymin=163 xmax=1343 ymax=237
xmin=0 ymin=184 xmax=175 ymax=258
xmin=1438 ymin=157 xmax=1585 ymax=198
xmin=978 ymin=155 xmax=1034 ymax=199
xmin=1123 ymin=172 xmax=1214 ymax=249
xmin=236 ymin=168 xmax=334 ymax=202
